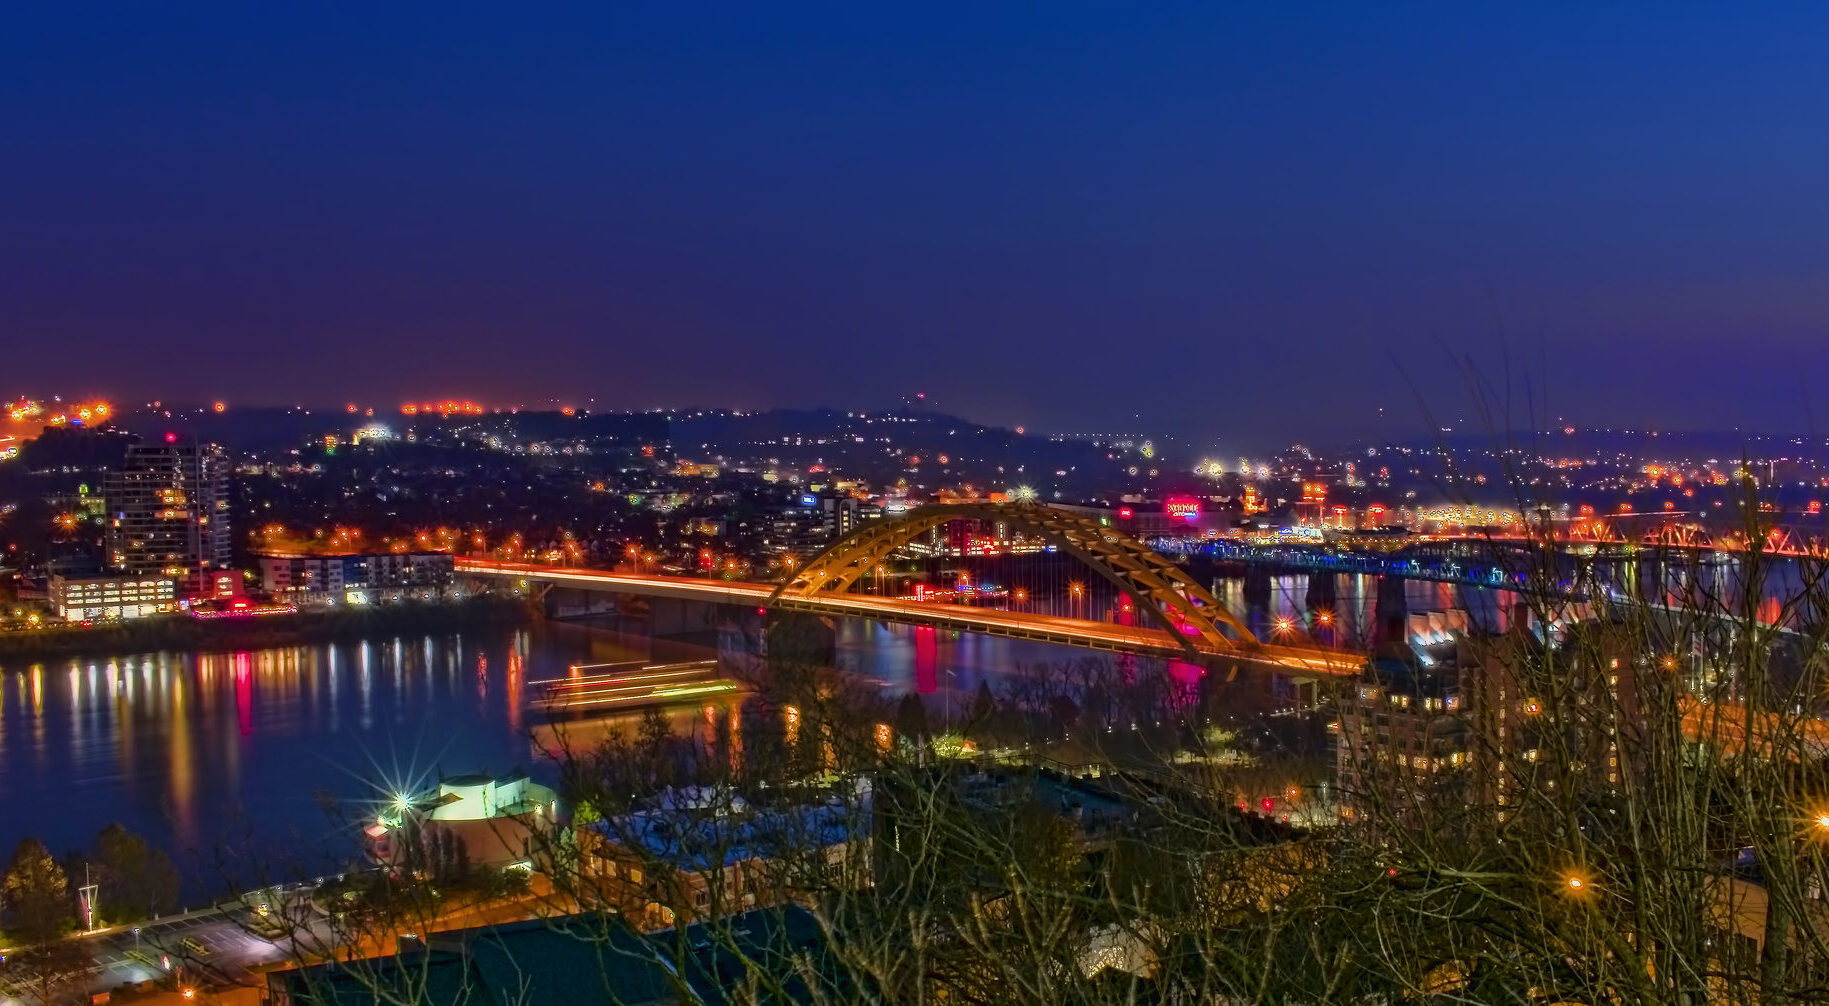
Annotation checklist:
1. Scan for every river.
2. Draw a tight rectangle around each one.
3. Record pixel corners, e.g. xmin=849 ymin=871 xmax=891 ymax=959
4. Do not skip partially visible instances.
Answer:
xmin=0 ymin=614 xmax=1166 ymax=893
xmin=0 ymin=568 xmax=1648 ymax=892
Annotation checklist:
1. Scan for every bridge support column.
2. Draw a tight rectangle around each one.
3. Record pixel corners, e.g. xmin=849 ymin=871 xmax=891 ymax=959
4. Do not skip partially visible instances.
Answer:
xmin=1243 ymin=566 xmax=1273 ymax=616
xmin=1373 ymin=575 xmax=1408 ymax=648
xmin=649 ymin=597 xmax=725 ymax=664
xmin=541 ymin=586 xmax=621 ymax=620
xmin=764 ymin=611 xmax=837 ymax=673
xmin=718 ymin=604 xmax=769 ymax=678
xmin=1195 ymin=656 xmax=1321 ymax=721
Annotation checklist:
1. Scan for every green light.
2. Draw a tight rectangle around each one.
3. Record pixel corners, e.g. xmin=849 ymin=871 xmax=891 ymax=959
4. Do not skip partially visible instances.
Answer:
xmin=650 ymin=682 xmax=739 ymax=698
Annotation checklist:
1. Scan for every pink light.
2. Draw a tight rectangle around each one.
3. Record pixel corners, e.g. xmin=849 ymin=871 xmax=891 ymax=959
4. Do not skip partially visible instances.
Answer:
xmin=192 ymin=604 xmax=297 ymax=620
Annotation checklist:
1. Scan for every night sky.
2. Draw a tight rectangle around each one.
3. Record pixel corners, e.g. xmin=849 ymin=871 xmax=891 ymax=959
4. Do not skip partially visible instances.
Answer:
xmin=8 ymin=4 xmax=1829 ymax=445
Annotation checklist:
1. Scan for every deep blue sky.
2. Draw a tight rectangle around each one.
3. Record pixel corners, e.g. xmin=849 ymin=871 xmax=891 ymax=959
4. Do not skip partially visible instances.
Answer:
xmin=7 ymin=3 xmax=1829 ymax=447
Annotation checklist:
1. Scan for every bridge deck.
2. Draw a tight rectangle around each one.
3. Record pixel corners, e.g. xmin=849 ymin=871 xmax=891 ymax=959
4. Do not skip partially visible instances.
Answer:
xmin=456 ymin=558 xmax=1362 ymax=675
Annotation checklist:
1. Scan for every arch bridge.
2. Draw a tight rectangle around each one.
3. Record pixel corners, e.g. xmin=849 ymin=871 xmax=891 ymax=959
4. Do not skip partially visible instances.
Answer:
xmin=457 ymin=503 xmax=1360 ymax=674
xmin=770 ymin=502 xmax=1351 ymax=668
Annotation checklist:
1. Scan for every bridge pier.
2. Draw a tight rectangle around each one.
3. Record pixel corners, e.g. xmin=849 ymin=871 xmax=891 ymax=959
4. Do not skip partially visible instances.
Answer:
xmin=541 ymin=586 xmax=621 ymax=620
xmin=1242 ymin=566 xmax=1273 ymax=617
xmin=1373 ymin=575 xmax=1408 ymax=648
xmin=1195 ymin=656 xmax=1322 ymax=720
xmin=717 ymin=604 xmax=770 ymax=678
xmin=674 ymin=604 xmax=839 ymax=678
xmin=764 ymin=611 xmax=837 ymax=672
xmin=649 ymin=597 xmax=727 ymax=664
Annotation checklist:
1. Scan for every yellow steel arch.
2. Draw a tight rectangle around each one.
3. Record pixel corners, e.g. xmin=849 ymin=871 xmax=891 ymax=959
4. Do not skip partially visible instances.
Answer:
xmin=768 ymin=502 xmax=1258 ymax=658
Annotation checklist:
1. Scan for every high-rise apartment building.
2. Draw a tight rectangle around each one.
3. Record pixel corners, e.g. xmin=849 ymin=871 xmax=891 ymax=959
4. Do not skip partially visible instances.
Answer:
xmin=105 ymin=438 xmax=231 ymax=590
xmin=1336 ymin=614 xmax=1641 ymax=829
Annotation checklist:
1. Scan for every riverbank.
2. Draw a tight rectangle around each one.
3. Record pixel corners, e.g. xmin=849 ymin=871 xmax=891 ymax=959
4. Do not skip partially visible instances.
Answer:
xmin=0 ymin=595 xmax=536 ymax=660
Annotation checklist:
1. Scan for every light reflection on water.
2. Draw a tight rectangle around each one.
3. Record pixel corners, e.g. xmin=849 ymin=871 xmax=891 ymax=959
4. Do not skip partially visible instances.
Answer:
xmin=0 ymin=614 xmax=1176 ymax=877
xmin=0 ymin=624 xmax=623 ymax=881
xmin=0 ymin=570 xmax=1534 ymax=886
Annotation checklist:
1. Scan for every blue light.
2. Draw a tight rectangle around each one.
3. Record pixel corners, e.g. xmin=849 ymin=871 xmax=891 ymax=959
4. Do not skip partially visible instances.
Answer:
xmin=800 ymin=494 xmax=817 ymax=506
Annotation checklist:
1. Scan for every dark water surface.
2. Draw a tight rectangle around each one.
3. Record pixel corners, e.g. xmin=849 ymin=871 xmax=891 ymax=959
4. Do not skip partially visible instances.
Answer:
xmin=0 ymin=570 xmax=1548 ymax=891
xmin=0 ymin=616 xmax=1125 ymax=890
xmin=0 ymin=623 xmax=636 ymax=887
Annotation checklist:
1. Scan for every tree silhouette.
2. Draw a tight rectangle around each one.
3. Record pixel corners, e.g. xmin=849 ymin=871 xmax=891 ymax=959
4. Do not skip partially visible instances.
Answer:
xmin=93 ymin=822 xmax=180 ymax=924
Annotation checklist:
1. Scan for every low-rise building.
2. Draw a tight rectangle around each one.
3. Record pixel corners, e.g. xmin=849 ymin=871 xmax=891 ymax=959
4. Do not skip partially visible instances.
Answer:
xmin=577 ymin=786 xmax=867 ymax=930
xmin=257 ymin=553 xmax=358 ymax=596
xmin=367 ymin=772 xmax=559 ymax=872
xmin=49 ymin=574 xmax=178 ymax=621
xmin=256 ymin=550 xmax=456 ymax=603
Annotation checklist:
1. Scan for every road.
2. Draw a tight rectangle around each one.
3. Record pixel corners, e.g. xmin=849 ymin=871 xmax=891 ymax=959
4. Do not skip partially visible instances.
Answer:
xmin=1 ymin=879 xmax=558 ymax=1006
xmin=457 ymin=558 xmax=1365 ymax=674
xmin=1 ymin=898 xmax=289 ymax=1005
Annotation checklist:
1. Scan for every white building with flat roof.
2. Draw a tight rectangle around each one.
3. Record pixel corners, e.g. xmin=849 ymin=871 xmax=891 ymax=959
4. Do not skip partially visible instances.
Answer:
xmin=49 ymin=574 xmax=178 ymax=621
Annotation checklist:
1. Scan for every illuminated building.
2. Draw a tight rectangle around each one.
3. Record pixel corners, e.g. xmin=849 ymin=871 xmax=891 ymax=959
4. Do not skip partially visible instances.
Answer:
xmin=48 ymin=574 xmax=178 ymax=621
xmin=1296 ymin=482 xmax=1328 ymax=526
xmin=770 ymin=490 xmax=875 ymax=558
xmin=367 ymin=772 xmax=559 ymax=871
xmin=1051 ymin=500 xmax=1229 ymax=538
xmin=256 ymin=550 xmax=456 ymax=602
xmin=105 ymin=438 xmax=230 ymax=591
xmin=1337 ymin=614 xmax=1641 ymax=827
xmin=1335 ymin=649 xmax=1472 ymax=826
xmin=577 ymin=790 xmax=864 ymax=929
xmin=45 ymin=483 xmax=106 ymax=521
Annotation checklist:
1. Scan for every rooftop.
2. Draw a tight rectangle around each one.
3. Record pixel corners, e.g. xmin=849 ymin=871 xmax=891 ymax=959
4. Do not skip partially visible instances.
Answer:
xmin=268 ymin=906 xmax=836 ymax=1005
xmin=595 ymin=791 xmax=863 ymax=873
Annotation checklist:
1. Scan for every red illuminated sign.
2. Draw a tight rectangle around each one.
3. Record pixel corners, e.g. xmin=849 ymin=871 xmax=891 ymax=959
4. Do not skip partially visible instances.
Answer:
xmin=1117 ymin=507 xmax=1133 ymax=519
xmin=1164 ymin=497 xmax=1201 ymax=521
